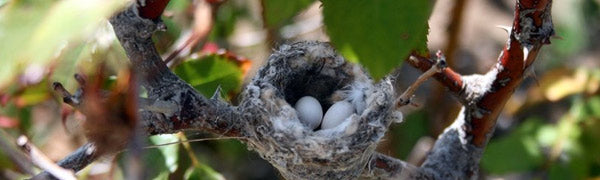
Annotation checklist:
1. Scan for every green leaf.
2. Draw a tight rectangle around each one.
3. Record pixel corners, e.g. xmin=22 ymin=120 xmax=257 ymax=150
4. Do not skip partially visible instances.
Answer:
xmin=142 ymin=148 xmax=170 ymax=179
xmin=587 ymin=96 xmax=600 ymax=118
xmin=262 ymin=0 xmax=314 ymax=28
xmin=184 ymin=165 xmax=225 ymax=180
xmin=173 ymin=55 xmax=243 ymax=98
xmin=166 ymin=0 xmax=191 ymax=12
xmin=215 ymin=139 xmax=248 ymax=163
xmin=15 ymin=81 xmax=51 ymax=107
xmin=210 ymin=1 xmax=246 ymax=39
xmin=322 ymin=0 xmax=432 ymax=80
xmin=481 ymin=118 xmax=545 ymax=174
xmin=0 ymin=0 xmax=127 ymax=89
xmin=153 ymin=171 xmax=171 ymax=180
xmin=118 ymin=147 xmax=169 ymax=179
xmin=150 ymin=134 xmax=180 ymax=173
xmin=548 ymin=155 xmax=589 ymax=180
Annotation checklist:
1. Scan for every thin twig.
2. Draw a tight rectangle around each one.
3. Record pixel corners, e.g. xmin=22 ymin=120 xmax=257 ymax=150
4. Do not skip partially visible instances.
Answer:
xmin=52 ymin=82 xmax=80 ymax=107
xmin=143 ymin=136 xmax=244 ymax=149
xmin=396 ymin=52 xmax=447 ymax=107
xmin=0 ymin=130 xmax=35 ymax=175
xmin=16 ymin=136 xmax=77 ymax=180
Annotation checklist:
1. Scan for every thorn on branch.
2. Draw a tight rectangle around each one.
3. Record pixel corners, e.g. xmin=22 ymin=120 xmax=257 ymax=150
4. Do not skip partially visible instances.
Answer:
xmin=211 ymin=85 xmax=223 ymax=100
xmin=496 ymin=25 xmax=512 ymax=34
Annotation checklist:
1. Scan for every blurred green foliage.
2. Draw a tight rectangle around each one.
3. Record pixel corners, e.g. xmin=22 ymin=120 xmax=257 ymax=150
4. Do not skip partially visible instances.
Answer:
xmin=0 ymin=0 xmax=598 ymax=179
xmin=174 ymin=55 xmax=243 ymax=98
xmin=262 ymin=0 xmax=313 ymax=28
xmin=389 ymin=110 xmax=430 ymax=159
xmin=0 ymin=0 xmax=128 ymax=89
xmin=482 ymin=95 xmax=600 ymax=178
xmin=481 ymin=118 xmax=546 ymax=173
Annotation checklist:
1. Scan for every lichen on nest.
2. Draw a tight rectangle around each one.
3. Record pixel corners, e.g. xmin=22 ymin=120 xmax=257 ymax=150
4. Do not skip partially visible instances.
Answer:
xmin=238 ymin=41 xmax=400 ymax=179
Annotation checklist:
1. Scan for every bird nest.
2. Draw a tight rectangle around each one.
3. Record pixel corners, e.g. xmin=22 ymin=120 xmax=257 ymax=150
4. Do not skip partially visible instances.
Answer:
xmin=238 ymin=41 xmax=401 ymax=179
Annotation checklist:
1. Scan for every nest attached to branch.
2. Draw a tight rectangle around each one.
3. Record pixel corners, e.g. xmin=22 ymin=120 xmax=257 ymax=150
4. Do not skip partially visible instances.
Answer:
xmin=238 ymin=41 xmax=401 ymax=179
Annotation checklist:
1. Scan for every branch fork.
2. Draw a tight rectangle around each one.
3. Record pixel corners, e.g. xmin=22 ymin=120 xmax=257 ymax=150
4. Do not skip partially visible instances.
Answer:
xmin=37 ymin=0 xmax=555 ymax=179
xmin=396 ymin=51 xmax=448 ymax=108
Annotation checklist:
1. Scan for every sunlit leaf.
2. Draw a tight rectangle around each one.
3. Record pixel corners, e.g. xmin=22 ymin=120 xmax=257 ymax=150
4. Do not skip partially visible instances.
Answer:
xmin=322 ymin=0 xmax=432 ymax=79
xmin=150 ymin=134 xmax=180 ymax=173
xmin=0 ymin=0 xmax=128 ymax=89
xmin=174 ymin=55 xmax=243 ymax=98
xmin=50 ymin=43 xmax=87 ymax=89
xmin=536 ymin=125 xmax=558 ymax=147
xmin=15 ymin=81 xmax=51 ymax=107
xmin=545 ymin=68 xmax=590 ymax=101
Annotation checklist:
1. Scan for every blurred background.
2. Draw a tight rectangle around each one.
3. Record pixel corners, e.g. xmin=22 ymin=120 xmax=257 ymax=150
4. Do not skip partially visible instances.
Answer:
xmin=0 ymin=0 xmax=599 ymax=179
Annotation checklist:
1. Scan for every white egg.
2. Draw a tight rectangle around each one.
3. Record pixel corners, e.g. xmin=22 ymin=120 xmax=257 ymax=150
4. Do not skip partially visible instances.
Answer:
xmin=321 ymin=101 xmax=354 ymax=129
xmin=294 ymin=96 xmax=323 ymax=130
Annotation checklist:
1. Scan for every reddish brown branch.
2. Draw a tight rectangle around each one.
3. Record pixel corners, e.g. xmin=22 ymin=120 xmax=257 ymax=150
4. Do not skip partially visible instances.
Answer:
xmin=137 ymin=0 xmax=171 ymax=20
xmin=408 ymin=52 xmax=463 ymax=95
xmin=396 ymin=54 xmax=447 ymax=107
xmin=414 ymin=0 xmax=554 ymax=179
xmin=469 ymin=0 xmax=554 ymax=146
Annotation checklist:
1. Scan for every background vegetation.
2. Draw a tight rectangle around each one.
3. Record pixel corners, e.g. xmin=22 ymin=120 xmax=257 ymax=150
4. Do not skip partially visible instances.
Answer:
xmin=0 ymin=0 xmax=598 ymax=179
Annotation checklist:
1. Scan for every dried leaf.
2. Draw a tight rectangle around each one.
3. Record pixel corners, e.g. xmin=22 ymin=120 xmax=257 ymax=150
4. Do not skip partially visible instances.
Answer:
xmin=79 ymin=66 xmax=138 ymax=154
xmin=0 ymin=116 xmax=19 ymax=128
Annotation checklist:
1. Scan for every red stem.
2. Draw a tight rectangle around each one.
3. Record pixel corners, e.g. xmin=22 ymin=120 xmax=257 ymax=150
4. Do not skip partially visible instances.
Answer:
xmin=137 ymin=0 xmax=172 ymax=20
xmin=408 ymin=52 xmax=464 ymax=94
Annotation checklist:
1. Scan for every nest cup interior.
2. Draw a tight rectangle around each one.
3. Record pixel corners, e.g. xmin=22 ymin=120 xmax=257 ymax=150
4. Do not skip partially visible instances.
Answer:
xmin=281 ymin=62 xmax=354 ymax=112
xmin=254 ymin=42 xmax=357 ymax=115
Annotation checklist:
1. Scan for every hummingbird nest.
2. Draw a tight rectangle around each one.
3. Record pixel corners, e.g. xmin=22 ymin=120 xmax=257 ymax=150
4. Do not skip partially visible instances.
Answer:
xmin=237 ymin=41 xmax=402 ymax=179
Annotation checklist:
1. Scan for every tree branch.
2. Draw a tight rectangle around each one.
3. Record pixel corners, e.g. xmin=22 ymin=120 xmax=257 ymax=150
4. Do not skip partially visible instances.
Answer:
xmin=108 ymin=2 xmax=244 ymax=137
xmin=36 ymin=0 xmax=554 ymax=179
xmin=0 ymin=130 xmax=35 ymax=175
xmin=413 ymin=0 xmax=554 ymax=179
xmin=407 ymin=52 xmax=464 ymax=97
xmin=36 ymin=1 xmax=245 ymax=178
xmin=396 ymin=52 xmax=447 ymax=107
xmin=17 ymin=136 xmax=77 ymax=180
